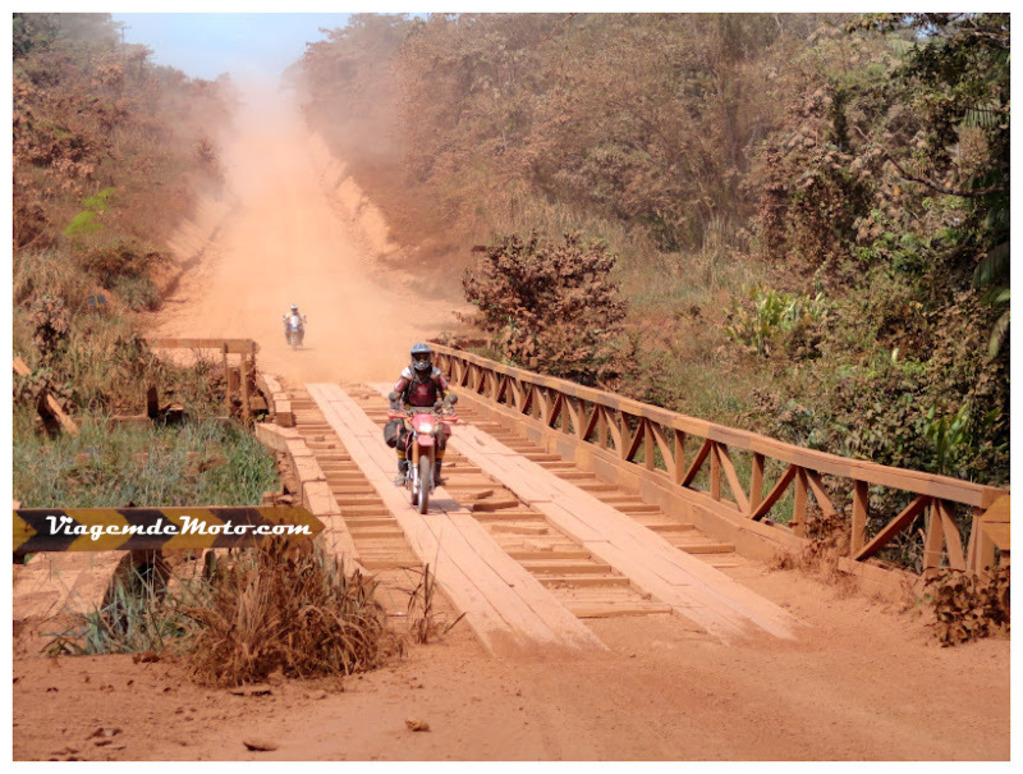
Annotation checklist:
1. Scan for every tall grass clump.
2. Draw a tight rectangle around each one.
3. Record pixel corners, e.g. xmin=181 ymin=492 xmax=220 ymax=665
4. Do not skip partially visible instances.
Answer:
xmin=189 ymin=540 xmax=403 ymax=687
xmin=46 ymin=541 xmax=406 ymax=685
xmin=46 ymin=564 xmax=209 ymax=656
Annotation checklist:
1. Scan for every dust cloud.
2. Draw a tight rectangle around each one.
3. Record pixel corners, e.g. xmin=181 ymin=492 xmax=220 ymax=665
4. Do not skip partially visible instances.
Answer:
xmin=155 ymin=83 xmax=463 ymax=388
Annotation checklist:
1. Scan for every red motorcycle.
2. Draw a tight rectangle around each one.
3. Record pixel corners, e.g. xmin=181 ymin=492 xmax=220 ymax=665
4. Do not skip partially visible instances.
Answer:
xmin=387 ymin=394 xmax=459 ymax=513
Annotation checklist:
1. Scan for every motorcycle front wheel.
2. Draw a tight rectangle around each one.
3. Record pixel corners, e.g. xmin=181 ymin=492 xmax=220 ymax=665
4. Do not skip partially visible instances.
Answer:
xmin=417 ymin=455 xmax=431 ymax=514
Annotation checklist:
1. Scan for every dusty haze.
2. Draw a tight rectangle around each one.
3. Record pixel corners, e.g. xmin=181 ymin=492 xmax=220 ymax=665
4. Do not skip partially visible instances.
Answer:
xmin=155 ymin=86 xmax=463 ymax=386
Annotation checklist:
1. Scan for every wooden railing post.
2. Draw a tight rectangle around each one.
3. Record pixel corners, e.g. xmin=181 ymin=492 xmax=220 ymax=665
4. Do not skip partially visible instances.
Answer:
xmin=221 ymin=343 xmax=231 ymax=416
xmin=923 ymin=502 xmax=945 ymax=572
xmin=750 ymin=452 xmax=765 ymax=516
xmin=597 ymin=407 xmax=608 ymax=450
xmin=710 ymin=444 xmax=722 ymax=500
xmin=674 ymin=430 xmax=686 ymax=486
xmin=792 ymin=468 xmax=808 ymax=537
xmin=240 ymin=353 xmax=252 ymax=423
xmin=644 ymin=420 xmax=655 ymax=471
xmin=851 ymin=480 xmax=869 ymax=556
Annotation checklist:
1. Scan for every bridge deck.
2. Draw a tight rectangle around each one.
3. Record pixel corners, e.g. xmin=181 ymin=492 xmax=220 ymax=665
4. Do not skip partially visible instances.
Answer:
xmin=366 ymin=384 xmax=798 ymax=642
xmin=307 ymin=382 xmax=606 ymax=656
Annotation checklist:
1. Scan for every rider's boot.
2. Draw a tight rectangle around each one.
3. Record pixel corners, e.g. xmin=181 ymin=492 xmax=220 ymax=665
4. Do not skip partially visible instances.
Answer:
xmin=435 ymin=460 xmax=446 ymax=486
xmin=394 ymin=459 xmax=408 ymax=486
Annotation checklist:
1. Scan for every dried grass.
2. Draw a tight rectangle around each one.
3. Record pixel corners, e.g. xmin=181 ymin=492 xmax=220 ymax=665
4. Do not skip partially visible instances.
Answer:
xmin=403 ymin=564 xmax=466 ymax=645
xmin=187 ymin=539 xmax=403 ymax=688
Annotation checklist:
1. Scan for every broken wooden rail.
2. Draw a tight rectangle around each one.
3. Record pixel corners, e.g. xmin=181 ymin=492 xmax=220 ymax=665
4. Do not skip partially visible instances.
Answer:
xmin=12 ymin=357 xmax=79 ymax=436
xmin=430 ymin=344 xmax=1008 ymax=579
xmin=149 ymin=337 xmax=259 ymax=422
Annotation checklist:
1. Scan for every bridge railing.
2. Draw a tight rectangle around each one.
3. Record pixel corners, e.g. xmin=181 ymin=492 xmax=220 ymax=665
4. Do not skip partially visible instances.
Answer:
xmin=432 ymin=344 xmax=1008 ymax=577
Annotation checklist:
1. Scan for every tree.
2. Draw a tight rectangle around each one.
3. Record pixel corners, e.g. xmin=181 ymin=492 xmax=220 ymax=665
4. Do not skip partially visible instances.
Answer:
xmin=462 ymin=232 xmax=627 ymax=385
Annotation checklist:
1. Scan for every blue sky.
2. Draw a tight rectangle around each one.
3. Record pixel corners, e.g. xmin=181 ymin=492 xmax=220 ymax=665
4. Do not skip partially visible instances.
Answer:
xmin=111 ymin=13 xmax=355 ymax=82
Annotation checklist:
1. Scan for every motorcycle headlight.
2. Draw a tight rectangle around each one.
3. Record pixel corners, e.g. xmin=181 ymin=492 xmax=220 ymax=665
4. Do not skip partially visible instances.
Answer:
xmin=419 ymin=421 xmax=435 ymax=434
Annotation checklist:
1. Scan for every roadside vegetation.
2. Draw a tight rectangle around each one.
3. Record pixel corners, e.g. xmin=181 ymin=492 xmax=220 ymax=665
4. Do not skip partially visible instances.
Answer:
xmin=46 ymin=540 xmax=406 ymax=687
xmin=297 ymin=12 xmax=1009 ymax=493
xmin=11 ymin=13 xmax=269 ymax=509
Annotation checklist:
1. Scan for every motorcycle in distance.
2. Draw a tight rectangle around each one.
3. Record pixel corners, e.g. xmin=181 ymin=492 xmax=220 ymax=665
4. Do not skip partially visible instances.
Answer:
xmin=283 ymin=312 xmax=306 ymax=350
xmin=388 ymin=392 xmax=459 ymax=514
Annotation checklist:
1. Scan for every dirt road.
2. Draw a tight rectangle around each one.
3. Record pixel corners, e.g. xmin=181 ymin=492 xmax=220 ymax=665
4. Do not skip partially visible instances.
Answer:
xmin=154 ymin=95 xmax=462 ymax=386
xmin=13 ymin=96 xmax=1010 ymax=762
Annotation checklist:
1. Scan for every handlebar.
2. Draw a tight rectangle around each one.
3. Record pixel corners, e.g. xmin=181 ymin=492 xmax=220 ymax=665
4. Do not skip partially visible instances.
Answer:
xmin=387 ymin=404 xmax=459 ymax=422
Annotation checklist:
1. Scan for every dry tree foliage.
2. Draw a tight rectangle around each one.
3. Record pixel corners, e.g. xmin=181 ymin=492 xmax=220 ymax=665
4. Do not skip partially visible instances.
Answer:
xmin=188 ymin=539 xmax=403 ymax=687
xmin=924 ymin=566 xmax=1010 ymax=647
xmin=461 ymin=231 xmax=627 ymax=385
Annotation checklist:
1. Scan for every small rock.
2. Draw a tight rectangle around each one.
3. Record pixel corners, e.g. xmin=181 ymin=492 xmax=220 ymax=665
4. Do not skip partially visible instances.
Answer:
xmin=266 ymin=669 xmax=286 ymax=686
xmin=243 ymin=738 xmax=278 ymax=752
xmin=89 ymin=727 xmax=122 ymax=739
xmin=405 ymin=718 xmax=430 ymax=732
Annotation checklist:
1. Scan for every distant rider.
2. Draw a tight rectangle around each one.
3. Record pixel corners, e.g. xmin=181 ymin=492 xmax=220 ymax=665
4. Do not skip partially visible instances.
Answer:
xmin=386 ymin=342 xmax=451 ymax=486
xmin=282 ymin=304 xmax=307 ymax=344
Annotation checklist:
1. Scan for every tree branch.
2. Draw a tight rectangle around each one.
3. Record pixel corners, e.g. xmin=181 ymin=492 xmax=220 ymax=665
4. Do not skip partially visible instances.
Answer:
xmin=884 ymin=152 xmax=1008 ymax=198
xmin=852 ymin=125 xmax=1008 ymax=198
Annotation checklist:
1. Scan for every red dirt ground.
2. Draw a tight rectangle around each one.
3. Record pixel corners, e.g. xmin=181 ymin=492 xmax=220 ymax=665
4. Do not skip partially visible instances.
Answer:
xmin=11 ymin=90 xmax=1010 ymax=762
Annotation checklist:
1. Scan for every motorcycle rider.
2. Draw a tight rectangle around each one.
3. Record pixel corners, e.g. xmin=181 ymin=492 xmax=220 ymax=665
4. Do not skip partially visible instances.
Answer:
xmin=282 ymin=304 xmax=307 ymax=344
xmin=387 ymin=342 xmax=452 ymax=486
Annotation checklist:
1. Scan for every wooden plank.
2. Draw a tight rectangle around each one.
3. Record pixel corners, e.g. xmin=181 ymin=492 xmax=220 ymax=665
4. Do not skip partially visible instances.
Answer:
xmin=436 ymin=410 xmax=798 ymax=642
xmin=716 ymin=445 xmax=750 ymax=514
xmin=851 ymin=480 xmax=869 ymax=555
xmin=564 ymin=396 xmax=580 ymax=438
xmin=937 ymin=500 xmax=966 ymax=571
xmin=855 ymin=495 xmax=930 ymax=562
xmin=673 ymin=429 xmax=686 ymax=486
xmin=792 ymin=469 xmax=808 ymax=537
xmin=981 ymin=494 xmax=1011 ymax=524
xmin=605 ymin=408 xmax=623 ymax=454
xmin=923 ymin=503 xmax=945 ymax=570
xmin=623 ymin=415 xmax=645 ymax=463
xmin=980 ymin=523 xmax=1010 ymax=552
xmin=709 ymin=444 xmax=722 ymax=500
xmin=750 ymin=452 xmax=764 ymax=515
xmin=681 ymin=438 xmax=713 ymax=488
xmin=750 ymin=464 xmax=796 ymax=522
xmin=804 ymin=470 xmax=837 ymax=517
xmin=13 ymin=357 xmax=79 ymax=436
xmin=150 ymin=337 xmax=258 ymax=354
xmin=307 ymin=383 xmax=604 ymax=655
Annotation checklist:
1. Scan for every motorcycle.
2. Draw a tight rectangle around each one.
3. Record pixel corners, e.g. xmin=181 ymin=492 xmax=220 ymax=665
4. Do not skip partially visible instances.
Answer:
xmin=283 ymin=313 xmax=306 ymax=350
xmin=388 ymin=393 xmax=459 ymax=514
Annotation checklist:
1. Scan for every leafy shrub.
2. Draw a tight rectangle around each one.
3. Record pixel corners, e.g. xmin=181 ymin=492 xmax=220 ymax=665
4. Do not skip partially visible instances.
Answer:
xmin=112 ymin=274 xmax=161 ymax=311
xmin=462 ymin=231 xmax=627 ymax=385
xmin=725 ymin=285 xmax=825 ymax=356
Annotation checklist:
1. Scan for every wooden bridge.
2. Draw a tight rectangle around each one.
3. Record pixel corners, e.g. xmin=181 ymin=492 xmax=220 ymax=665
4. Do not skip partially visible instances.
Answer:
xmin=13 ymin=340 xmax=1009 ymax=657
